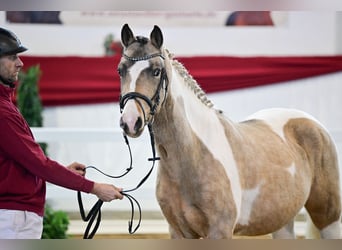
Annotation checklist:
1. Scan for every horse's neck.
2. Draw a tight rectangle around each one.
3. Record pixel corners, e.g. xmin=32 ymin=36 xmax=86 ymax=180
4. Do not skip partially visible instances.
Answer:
xmin=153 ymin=68 xmax=234 ymax=151
xmin=152 ymin=74 xmax=242 ymax=196
xmin=153 ymin=69 xmax=242 ymax=207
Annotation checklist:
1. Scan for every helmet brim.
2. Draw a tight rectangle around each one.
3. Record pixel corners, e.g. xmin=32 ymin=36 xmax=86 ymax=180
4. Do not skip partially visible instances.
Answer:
xmin=2 ymin=45 xmax=28 ymax=56
xmin=15 ymin=45 xmax=28 ymax=54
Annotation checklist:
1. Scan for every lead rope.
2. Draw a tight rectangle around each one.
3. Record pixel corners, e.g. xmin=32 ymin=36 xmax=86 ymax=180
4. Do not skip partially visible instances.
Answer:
xmin=77 ymin=124 xmax=159 ymax=239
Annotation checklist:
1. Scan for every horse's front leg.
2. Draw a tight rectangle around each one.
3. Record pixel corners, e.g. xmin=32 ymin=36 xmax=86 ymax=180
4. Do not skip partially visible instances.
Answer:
xmin=272 ymin=219 xmax=295 ymax=239
xmin=207 ymin=230 xmax=233 ymax=239
xmin=168 ymin=226 xmax=186 ymax=239
xmin=206 ymin=217 xmax=235 ymax=239
xmin=202 ymin=183 xmax=238 ymax=238
xmin=165 ymin=211 xmax=203 ymax=239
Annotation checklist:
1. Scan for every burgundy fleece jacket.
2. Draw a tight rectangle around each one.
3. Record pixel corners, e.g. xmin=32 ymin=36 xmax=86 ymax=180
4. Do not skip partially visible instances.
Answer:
xmin=0 ymin=84 xmax=94 ymax=216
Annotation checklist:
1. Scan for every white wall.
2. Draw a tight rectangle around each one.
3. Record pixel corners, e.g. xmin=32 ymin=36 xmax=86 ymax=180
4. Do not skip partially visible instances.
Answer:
xmin=337 ymin=12 xmax=342 ymax=53
xmin=1 ymin=11 xmax=341 ymax=56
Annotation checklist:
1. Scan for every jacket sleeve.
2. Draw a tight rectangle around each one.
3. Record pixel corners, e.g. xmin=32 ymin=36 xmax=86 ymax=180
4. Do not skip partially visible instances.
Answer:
xmin=0 ymin=114 xmax=94 ymax=193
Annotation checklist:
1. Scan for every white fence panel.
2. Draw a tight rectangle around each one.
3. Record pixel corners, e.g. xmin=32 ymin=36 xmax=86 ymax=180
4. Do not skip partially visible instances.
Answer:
xmin=31 ymin=127 xmax=342 ymax=213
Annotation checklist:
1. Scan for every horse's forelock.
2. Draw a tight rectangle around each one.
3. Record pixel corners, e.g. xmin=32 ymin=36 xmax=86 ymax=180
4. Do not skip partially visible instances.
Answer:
xmin=136 ymin=36 xmax=149 ymax=45
xmin=125 ymin=36 xmax=163 ymax=59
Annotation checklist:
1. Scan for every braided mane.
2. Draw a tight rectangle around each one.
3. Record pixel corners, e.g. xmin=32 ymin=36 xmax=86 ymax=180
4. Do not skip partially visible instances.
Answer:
xmin=166 ymin=51 xmax=214 ymax=109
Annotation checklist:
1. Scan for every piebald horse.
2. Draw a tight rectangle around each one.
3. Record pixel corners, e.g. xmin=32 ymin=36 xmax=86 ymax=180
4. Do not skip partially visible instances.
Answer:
xmin=118 ymin=24 xmax=341 ymax=239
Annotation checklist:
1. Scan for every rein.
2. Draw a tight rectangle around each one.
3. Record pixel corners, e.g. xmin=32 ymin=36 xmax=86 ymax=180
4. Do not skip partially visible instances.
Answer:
xmin=77 ymin=52 xmax=166 ymax=239
xmin=77 ymin=125 xmax=159 ymax=238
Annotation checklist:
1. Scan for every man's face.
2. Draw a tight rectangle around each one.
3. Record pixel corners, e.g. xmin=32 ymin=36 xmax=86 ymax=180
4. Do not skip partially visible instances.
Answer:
xmin=0 ymin=54 xmax=24 ymax=84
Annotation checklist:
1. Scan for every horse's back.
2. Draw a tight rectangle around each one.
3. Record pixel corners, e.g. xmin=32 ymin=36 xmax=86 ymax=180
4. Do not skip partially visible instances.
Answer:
xmin=245 ymin=108 xmax=337 ymax=162
xmin=245 ymin=108 xmax=339 ymax=185
xmin=246 ymin=108 xmax=326 ymax=135
xmin=245 ymin=108 xmax=337 ymax=156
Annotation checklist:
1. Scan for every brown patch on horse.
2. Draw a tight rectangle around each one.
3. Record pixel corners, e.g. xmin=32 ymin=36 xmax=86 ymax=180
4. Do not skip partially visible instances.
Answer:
xmin=216 ymin=117 xmax=306 ymax=235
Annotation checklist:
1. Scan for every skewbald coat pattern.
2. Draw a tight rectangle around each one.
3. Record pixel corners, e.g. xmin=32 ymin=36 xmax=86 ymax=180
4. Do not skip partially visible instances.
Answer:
xmin=118 ymin=24 xmax=341 ymax=239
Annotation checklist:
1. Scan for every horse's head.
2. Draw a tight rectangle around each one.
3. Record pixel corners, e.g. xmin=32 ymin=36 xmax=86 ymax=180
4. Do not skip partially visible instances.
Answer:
xmin=118 ymin=24 xmax=168 ymax=138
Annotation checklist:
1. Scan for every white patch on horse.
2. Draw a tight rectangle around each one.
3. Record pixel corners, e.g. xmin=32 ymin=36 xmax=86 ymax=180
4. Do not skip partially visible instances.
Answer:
xmin=121 ymin=99 xmax=141 ymax=132
xmin=320 ymin=220 xmax=341 ymax=239
xmin=246 ymin=108 xmax=323 ymax=140
xmin=129 ymin=61 xmax=149 ymax=91
xmin=286 ymin=163 xmax=296 ymax=177
xmin=121 ymin=61 xmax=150 ymax=132
xmin=238 ymin=185 xmax=261 ymax=225
xmin=171 ymin=68 xmax=242 ymax=218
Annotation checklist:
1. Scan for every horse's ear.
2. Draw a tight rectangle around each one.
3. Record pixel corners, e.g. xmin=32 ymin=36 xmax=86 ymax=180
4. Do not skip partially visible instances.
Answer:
xmin=121 ymin=23 xmax=135 ymax=47
xmin=150 ymin=25 xmax=163 ymax=49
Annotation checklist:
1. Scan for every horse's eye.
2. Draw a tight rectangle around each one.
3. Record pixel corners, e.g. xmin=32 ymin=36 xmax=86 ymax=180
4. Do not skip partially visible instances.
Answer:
xmin=153 ymin=68 xmax=161 ymax=77
xmin=117 ymin=67 xmax=124 ymax=77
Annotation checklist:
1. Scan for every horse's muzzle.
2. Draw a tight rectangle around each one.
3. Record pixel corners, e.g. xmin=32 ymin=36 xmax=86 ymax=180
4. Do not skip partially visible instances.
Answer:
xmin=120 ymin=115 xmax=144 ymax=138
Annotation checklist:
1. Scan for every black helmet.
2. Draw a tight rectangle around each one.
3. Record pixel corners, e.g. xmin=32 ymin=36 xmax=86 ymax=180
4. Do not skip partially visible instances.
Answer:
xmin=0 ymin=27 xmax=27 ymax=56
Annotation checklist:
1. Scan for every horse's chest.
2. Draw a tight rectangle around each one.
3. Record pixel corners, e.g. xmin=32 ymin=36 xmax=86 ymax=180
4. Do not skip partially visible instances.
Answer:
xmin=160 ymin=191 xmax=209 ymax=237
xmin=156 ymin=164 xmax=236 ymax=238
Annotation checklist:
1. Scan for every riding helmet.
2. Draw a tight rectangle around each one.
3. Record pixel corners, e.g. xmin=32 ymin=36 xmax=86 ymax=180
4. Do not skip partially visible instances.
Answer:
xmin=0 ymin=27 xmax=27 ymax=56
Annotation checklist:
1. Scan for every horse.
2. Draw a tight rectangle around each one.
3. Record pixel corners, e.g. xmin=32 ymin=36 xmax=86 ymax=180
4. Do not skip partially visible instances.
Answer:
xmin=117 ymin=23 xmax=341 ymax=239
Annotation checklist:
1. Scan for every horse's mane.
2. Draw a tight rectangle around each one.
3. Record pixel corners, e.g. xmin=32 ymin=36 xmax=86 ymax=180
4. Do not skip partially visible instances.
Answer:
xmin=166 ymin=50 xmax=214 ymax=109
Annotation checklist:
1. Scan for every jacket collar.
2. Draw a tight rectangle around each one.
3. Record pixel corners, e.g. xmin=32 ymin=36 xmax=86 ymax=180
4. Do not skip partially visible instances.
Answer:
xmin=0 ymin=82 xmax=15 ymax=102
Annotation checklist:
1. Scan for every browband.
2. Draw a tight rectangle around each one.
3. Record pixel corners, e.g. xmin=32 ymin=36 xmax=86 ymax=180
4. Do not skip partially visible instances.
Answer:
xmin=123 ymin=53 xmax=165 ymax=62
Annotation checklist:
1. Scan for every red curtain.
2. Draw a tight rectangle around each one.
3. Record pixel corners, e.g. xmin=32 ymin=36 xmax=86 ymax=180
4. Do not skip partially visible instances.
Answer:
xmin=20 ymin=55 xmax=342 ymax=106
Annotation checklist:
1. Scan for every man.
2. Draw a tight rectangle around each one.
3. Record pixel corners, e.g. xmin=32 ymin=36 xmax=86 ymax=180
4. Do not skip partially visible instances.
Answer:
xmin=0 ymin=27 xmax=123 ymax=239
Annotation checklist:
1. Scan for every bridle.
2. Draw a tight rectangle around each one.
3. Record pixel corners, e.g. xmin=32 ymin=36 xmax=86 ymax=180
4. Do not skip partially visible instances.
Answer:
xmin=77 ymin=51 xmax=168 ymax=239
xmin=119 ymin=52 xmax=168 ymax=122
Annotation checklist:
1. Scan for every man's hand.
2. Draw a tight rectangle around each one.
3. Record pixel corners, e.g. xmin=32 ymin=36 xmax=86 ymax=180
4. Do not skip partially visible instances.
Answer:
xmin=91 ymin=183 xmax=124 ymax=202
xmin=67 ymin=162 xmax=86 ymax=176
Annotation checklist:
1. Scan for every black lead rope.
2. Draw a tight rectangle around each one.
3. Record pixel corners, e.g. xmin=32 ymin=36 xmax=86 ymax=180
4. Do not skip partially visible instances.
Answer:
xmin=77 ymin=124 xmax=159 ymax=239
xmin=77 ymin=192 xmax=103 ymax=239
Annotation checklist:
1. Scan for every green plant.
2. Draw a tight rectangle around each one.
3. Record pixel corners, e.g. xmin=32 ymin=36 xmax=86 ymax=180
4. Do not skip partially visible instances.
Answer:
xmin=42 ymin=205 xmax=70 ymax=239
xmin=17 ymin=65 xmax=47 ymax=154
xmin=17 ymin=65 xmax=43 ymax=126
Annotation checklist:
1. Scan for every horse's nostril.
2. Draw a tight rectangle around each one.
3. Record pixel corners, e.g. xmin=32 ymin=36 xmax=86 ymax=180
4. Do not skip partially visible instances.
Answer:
xmin=134 ymin=117 xmax=143 ymax=132
xmin=120 ymin=118 xmax=128 ymax=133
xmin=120 ymin=117 xmax=124 ymax=129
